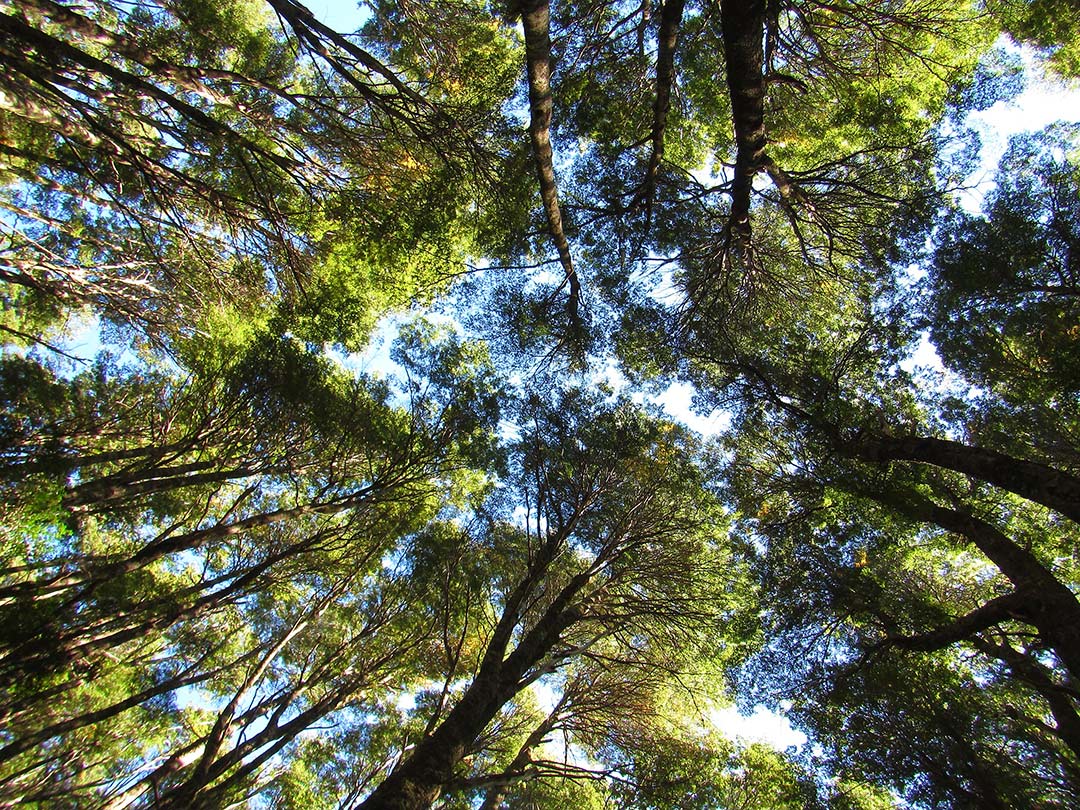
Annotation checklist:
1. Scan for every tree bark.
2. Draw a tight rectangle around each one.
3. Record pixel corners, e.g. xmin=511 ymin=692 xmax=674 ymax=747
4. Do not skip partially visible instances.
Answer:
xmin=877 ymin=591 xmax=1027 ymax=654
xmin=641 ymin=0 xmax=686 ymax=224
xmin=719 ymin=0 xmax=768 ymax=241
xmin=358 ymin=566 xmax=590 ymax=810
xmin=843 ymin=432 xmax=1080 ymax=525
xmin=872 ymin=487 xmax=1080 ymax=680
xmin=518 ymin=0 xmax=579 ymax=318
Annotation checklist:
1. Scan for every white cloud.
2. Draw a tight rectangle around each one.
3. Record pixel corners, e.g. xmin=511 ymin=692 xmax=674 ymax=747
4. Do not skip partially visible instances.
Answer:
xmin=655 ymin=381 xmax=732 ymax=437
xmin=709 ymin=704 xmax=808 ymax=751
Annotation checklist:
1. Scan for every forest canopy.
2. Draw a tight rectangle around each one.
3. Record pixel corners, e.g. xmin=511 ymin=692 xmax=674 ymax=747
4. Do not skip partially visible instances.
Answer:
xmin=1 ymin=0 xmax=1079 ymax=807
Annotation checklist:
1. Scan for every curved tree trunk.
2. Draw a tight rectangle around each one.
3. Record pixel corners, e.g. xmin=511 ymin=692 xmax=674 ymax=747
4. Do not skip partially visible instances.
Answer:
xmin=871 ymin=487 xmax=1080 ymax=680
xmin=518 ymin=0 xmax=579 ymax=322
xmin=843 ymin=432 xmax=1080 ymax=525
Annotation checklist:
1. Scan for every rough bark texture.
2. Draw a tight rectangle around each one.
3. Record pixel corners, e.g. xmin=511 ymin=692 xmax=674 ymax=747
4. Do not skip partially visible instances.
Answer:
xmin=642 ymin=0 xmax=686 ymax=223
xmin=719 ymin=0 xmax=768 ymax=240
xmin=518 ymin=0 xmax=578 ymax=308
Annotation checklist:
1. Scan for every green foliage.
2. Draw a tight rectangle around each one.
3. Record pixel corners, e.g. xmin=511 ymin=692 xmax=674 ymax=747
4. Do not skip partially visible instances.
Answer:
xmin=504 ymin=776 xmax=609 ymax=809
xmin=805 ymin=652 xmax=1080 ymax=808
xmin=927 ymin=126 xmax=1080 ymax=402
xmin=608 ymin=733 xmax=819 ymax=810
xmin=3 ymin=0 xmax=1080 ymax=807
xmin=992 ymin=0 xmax=1080 ymax=77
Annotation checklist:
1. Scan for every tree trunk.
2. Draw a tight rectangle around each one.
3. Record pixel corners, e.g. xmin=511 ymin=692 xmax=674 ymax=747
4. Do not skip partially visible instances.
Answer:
xmin=874 ymin=488 xmax=1080 ymax=680
xmin=879 ymin=591 xmax=1028 ymax=654
xmin=844 ymin=432 xmax=1080 ymax=525
xmin=358 ymin=570 xmax=589 ymax=809
xmin=518 ymin=0 xmax=578 ymax=313
xmin=720 ymin=0 xmax=768 ymax=240
xmin=641 ymin=0 xmax=686 ymax=223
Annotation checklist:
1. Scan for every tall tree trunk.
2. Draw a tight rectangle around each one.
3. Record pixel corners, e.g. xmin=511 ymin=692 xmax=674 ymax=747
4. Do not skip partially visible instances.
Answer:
xmin=719 ymin=0 xmax=768 ymax=242
xmin=641 ymin=0 xmax=686 ymax=224
xmin=358 ymin=569 xmax=589 ymax=809
xmin=518 ymin=0 xmax=579 ymax=318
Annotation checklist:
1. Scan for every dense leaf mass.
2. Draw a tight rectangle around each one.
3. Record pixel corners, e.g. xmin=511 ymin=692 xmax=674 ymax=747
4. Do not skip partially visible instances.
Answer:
xmin=1 ymin=0 xmax=1079 ymax=807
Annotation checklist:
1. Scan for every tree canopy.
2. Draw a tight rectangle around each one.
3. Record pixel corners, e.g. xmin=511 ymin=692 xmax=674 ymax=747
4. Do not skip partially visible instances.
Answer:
xmin=2 ymin=0 xmax=1080 ymax=807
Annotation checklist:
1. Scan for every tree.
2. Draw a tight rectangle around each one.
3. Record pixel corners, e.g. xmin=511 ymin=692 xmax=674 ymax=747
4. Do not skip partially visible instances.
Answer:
xmin=0 ymin=321 xmax=503 ymax=806
xmin=990 ymin=0 xmax=1080 ymax=77
xmin=1 ymin=0 xmax=512 ymax=352
xmin=4 ymin=0 xmax=1080 ymax=807
xmin=671 ymin=125 xmax=1080 ymax=808
xmin=359 ymin=392 xmax=738 ymax=808
xmin=924 ymin=127 xmax=1080 ymax=467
